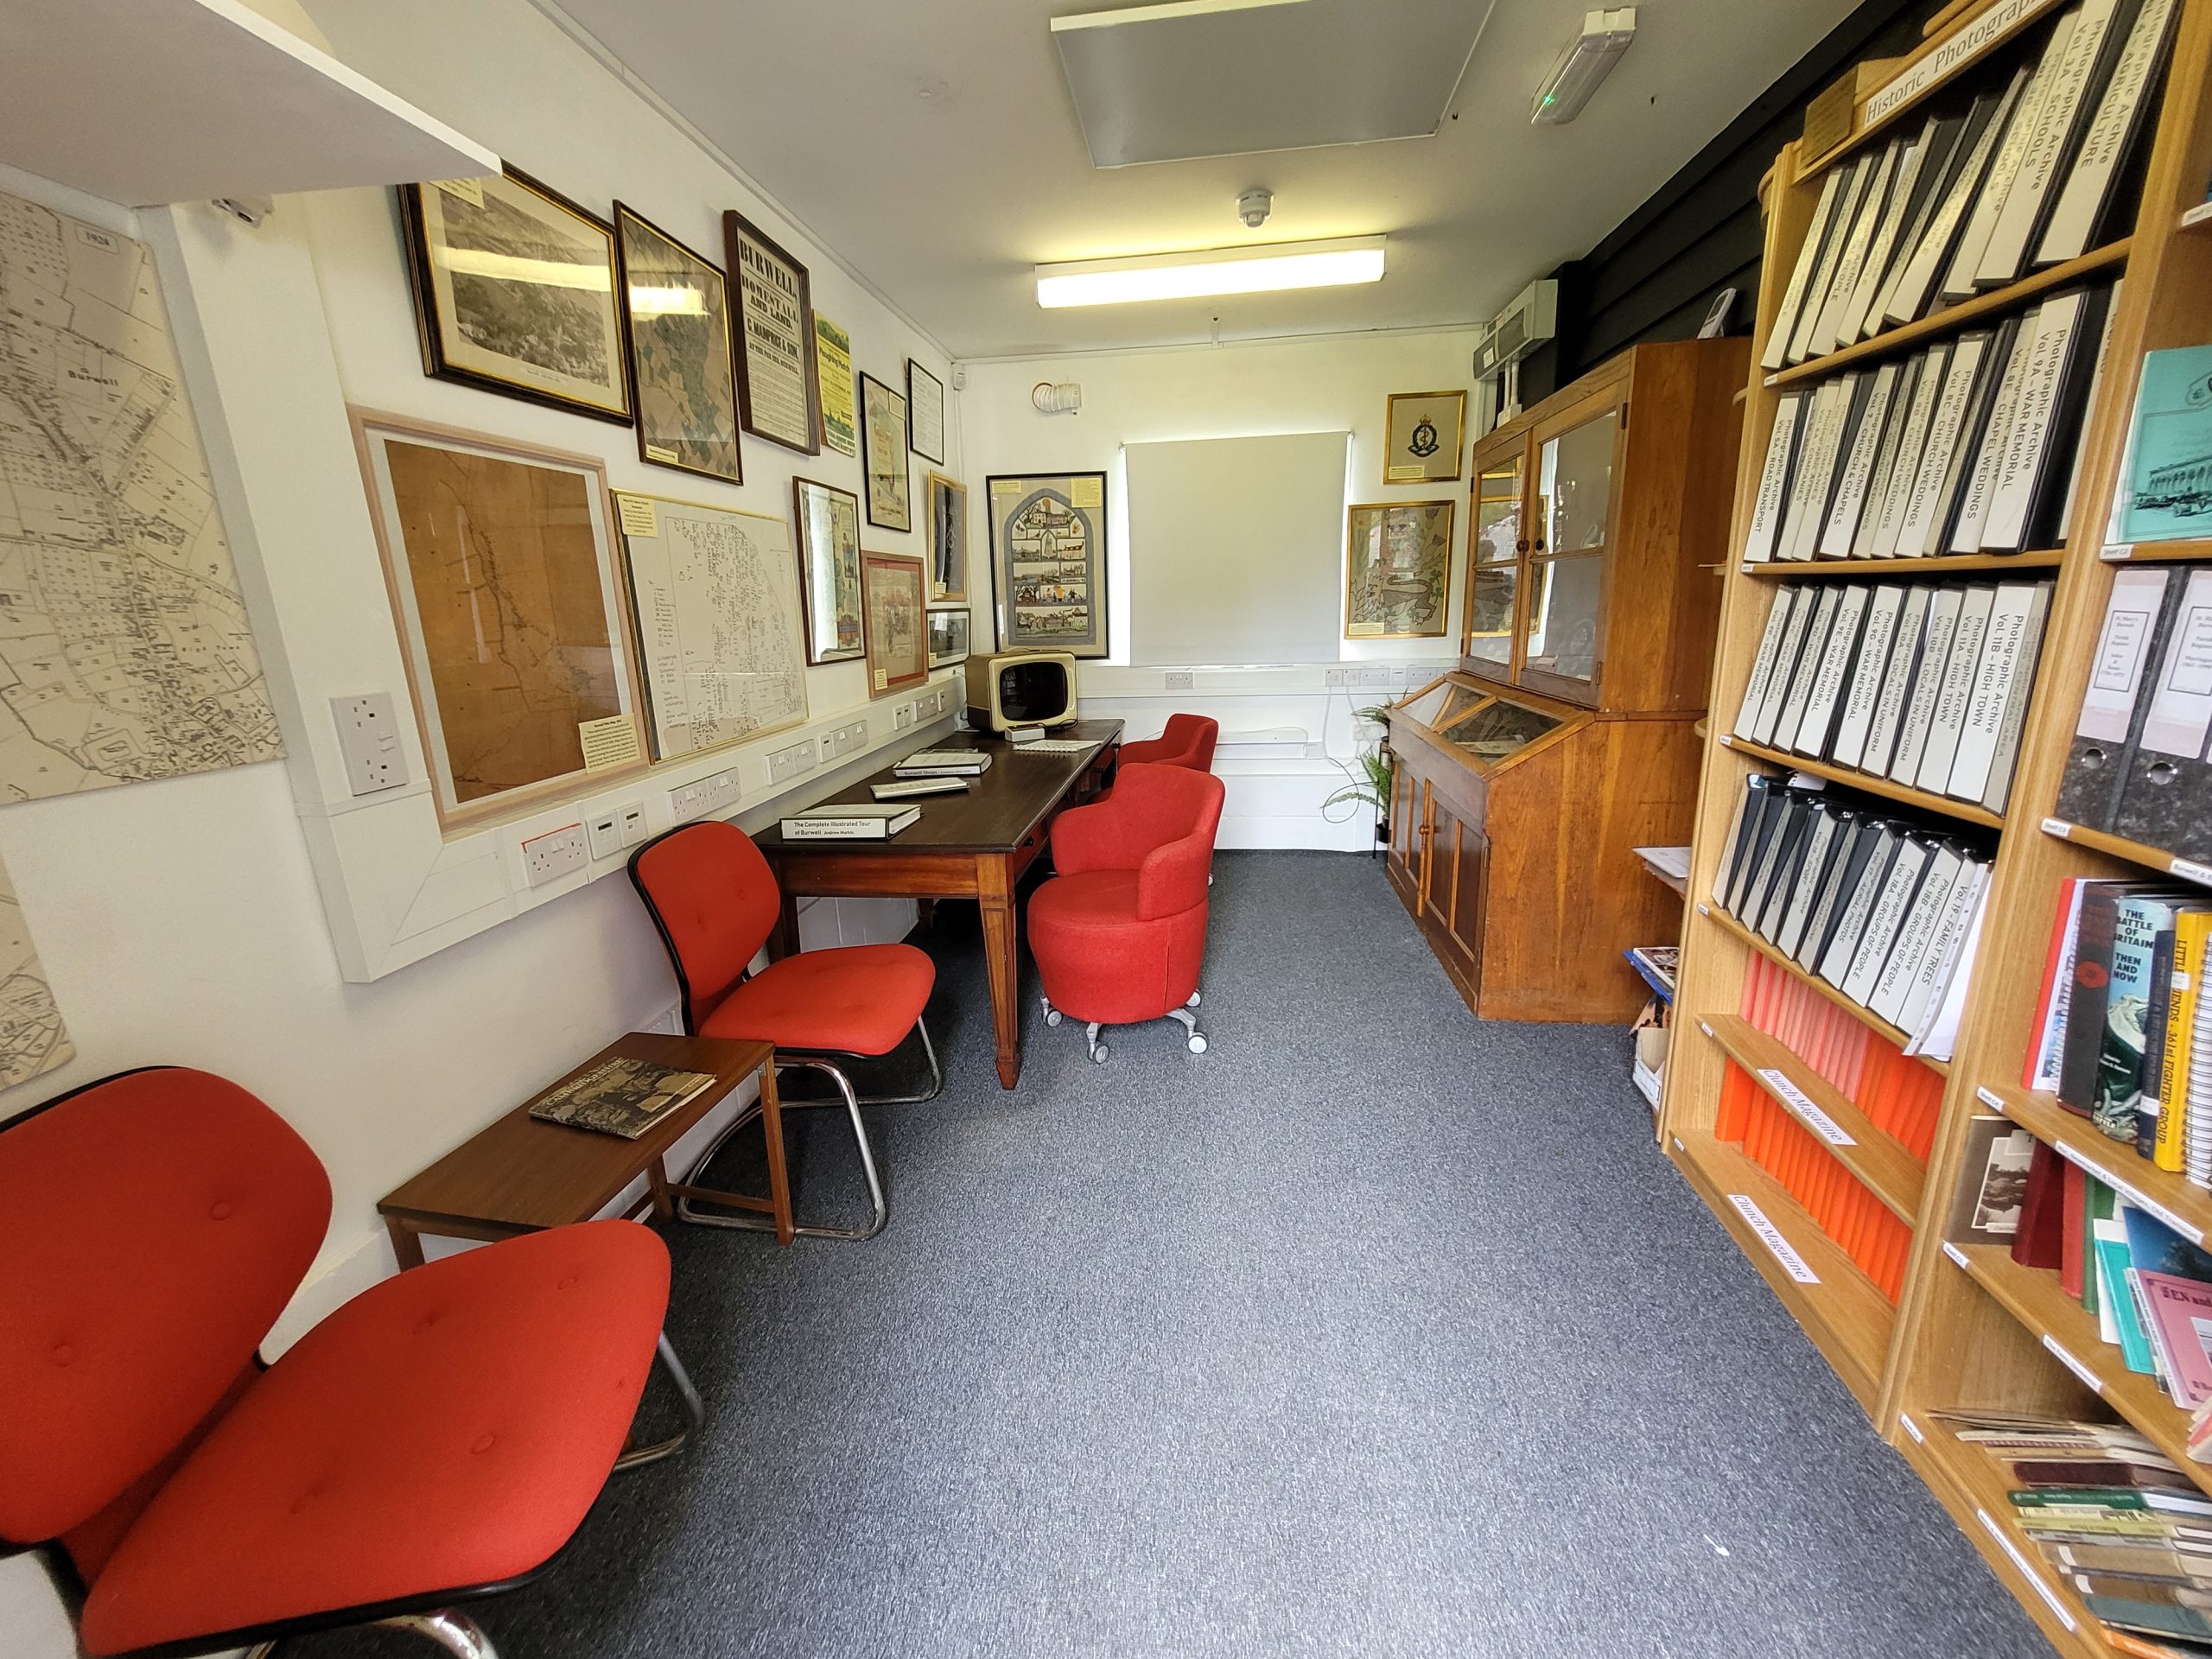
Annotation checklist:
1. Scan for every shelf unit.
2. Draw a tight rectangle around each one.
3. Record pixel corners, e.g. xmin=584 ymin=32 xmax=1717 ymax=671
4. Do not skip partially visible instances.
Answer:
xmin=1741 ymin=548 xmax=2065 ymax=579
xmin=1657 ymin=0 xmax=2212 ymax=1650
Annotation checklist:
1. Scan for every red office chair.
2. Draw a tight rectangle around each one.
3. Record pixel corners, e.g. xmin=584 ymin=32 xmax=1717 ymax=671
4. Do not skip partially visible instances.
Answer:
xmin=1117 ymin=713 xmax=1217 ymax=773
xmin=0 ymin=1067 xmax=680 ymax=1659
xmin=1029 ymin=763 xmax=1225 ymax=1063
xmin=627 ymin=821 xmax=940 ymax=1242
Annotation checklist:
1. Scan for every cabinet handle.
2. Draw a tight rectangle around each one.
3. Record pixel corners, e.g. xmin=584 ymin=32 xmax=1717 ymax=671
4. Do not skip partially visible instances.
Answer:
xmin=1534 ymin=537 xmax=1548 ymax=552
xmin=1516 ymin=538 xmax=1529 ymax=553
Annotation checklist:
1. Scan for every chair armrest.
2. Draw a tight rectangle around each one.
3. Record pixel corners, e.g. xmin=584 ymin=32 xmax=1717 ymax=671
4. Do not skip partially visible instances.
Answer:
xmin=1135 ymin=829 xmax=1213 ymax=918
xmin=1050 ymin=798 xmax=1140 ymax=874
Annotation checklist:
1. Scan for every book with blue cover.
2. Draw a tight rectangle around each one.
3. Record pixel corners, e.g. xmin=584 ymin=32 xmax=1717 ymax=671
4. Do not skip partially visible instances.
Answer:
xmin=2119 ymin=344 xmax=2212 ymax=542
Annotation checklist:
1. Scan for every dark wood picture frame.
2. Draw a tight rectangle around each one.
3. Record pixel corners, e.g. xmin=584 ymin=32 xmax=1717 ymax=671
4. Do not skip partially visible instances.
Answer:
xmin=985 ymin=471 xmax=1109 ymax=658
xmin=612 ymin=202 xmax=741 ymax=486
xmin=906 ymin=358 xmax=946 ymax=463
xmin=722 ymin=212 xmax=821 ymax=455
xmin=859 ymin=372 xmax=912 ymax=532
xmin=789 ymin=476 xmax=867 ymax=666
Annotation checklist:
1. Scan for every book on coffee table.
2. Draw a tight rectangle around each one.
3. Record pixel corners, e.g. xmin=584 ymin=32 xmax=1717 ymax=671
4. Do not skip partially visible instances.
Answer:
xmin=527 ymin=1055 xmax=720 ymax=1140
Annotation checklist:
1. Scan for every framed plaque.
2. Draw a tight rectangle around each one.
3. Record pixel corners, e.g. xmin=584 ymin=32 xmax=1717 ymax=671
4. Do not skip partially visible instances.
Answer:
xmin=907 ymin=359 xmax=946 ymax=463
xmin=860 ymin=372 xmax=912 ymax=531
xmin=1383 ymin=390 xmax=1466 ymax=486
xmin=723 ymin=212 xmax=819 ymax=454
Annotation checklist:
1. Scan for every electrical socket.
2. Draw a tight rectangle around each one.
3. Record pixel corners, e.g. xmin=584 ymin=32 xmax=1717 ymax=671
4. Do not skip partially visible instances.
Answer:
xmin=667 ymin=766 xmax=742 ymax=823
xmin=1165 ymin=671 xmax=1195 ymax=691
xmin=618 ymin=802 xmax=646 ymax=846
xmin=893 ymin=700 xmax=915 ymax=730
xmin=766 ymin=738 xmax=818 ymax=785
xmin=521 ymin=823 xmax=589 ymax=887
xmin=1323 ymin=668 xmax=1348 ymax=688
xmin=819 ymin=719 xmax=868 ymax=763
xmin=330 ymin=693 xmax=406 ymax=796
xmin=585 ymin=809 xmax=622 ymax=861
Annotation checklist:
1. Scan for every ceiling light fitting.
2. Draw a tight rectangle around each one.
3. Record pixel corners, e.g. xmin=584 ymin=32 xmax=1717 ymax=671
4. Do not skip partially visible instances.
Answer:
xmin=1034 ymin=236 xmax=1384 ymax=309
xmin=1531 ymin=8 xmax=1636 ymax=126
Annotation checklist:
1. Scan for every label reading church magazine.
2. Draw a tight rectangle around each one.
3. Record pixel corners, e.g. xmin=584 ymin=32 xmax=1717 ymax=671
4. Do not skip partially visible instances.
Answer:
xmin=1726 ymin=1195 xmax=1821 ymax=1283
xmin=736 ymin=232 xmax=810 ymax=448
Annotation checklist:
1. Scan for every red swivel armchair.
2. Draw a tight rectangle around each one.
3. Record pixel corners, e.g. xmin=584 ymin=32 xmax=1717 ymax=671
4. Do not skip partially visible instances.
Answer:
xmin=0 ymin=1066 xmax=680 ymax=1659
xmin=1115 ymin=713 xmax=1217 ymax=774
xmin=1029 ymin=762 xmax=1225 ymax=1063
xmin=628 ymin=820 xmax=940 ymax=1242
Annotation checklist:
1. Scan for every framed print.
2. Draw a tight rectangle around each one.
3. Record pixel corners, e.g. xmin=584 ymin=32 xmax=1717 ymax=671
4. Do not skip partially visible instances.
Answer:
xmin=612 ymin=491 xmax=806 ymax=762
xmin=815 ymin=313 xmax=857 ymax=457
xmin=861 ymin=551 xmax=927 ymax=697
xmin=907 ymin=359 xmax=946 ymax=463
xmin=1383 ymin=390 xmax=1467 ymax=486
xmin=987 ymin=472 xmax=1108 ymax=658
xmin=1345 ymin=499 xmax=1454 ymax=639
xmin=613 ymin=203 xmax=741 ymax=485
xmin=790 ymin=477 xmax=866 ymax=664
xmin=860 ymin=372 xmax=912 ymax=531
xmin=925 ymin=472 xmax=968 ymax=602
xmin=722 ymin=212 xmax=819 ymax=454
xmin=400 ymin=168 xmax=632 ymax=423
xmin=926 ymin=605 xmax=970 ymax=669
xmin=353 ymin=411 xmax=648 ymax=825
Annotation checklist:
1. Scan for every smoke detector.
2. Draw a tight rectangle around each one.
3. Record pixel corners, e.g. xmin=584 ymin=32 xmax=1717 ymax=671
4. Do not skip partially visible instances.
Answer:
xmin=1238 ymin=188 xmax=1272 ymax=228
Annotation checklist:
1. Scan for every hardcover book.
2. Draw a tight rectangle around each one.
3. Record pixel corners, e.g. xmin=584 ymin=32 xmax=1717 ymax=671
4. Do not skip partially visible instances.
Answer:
xmin=528 ymin=1055 xmax=720 ymax=1140
xmin=2118 ymin=345 xmax=2212 ymax=543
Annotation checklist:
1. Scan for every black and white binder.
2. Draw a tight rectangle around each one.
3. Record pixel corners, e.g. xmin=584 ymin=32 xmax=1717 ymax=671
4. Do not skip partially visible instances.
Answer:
xmin=2038 ymin=0 xmax=2179 ymax=266
xmin=1713 ymin=772 xmax=1777 ymax=910
xmin=2112 ymin=568 xmax=2212 ymax=861
xmin=1789 ymin=155 xmax=1878 ymax=365
xmin=1747 ymin=587 xmax=1821 ymax=745
xmin=1944 ymin=37 xmax=2068 ymax=302
xmin=1948 ymin=308 xmax=2040 ymax=552
xmin=1808 ymin=139 xmax=1905 ymax=359
xmin=1763 ymin=166 xmax=1853 ymax=373
xmin=1891 ymin=587 xmax=1966 ymax=785
xmin=1833 ymin=584 xmax=1908 ymax=770
xmin=1870 ymin=843 xmax=1968 ymax=1026
xmin=1882 ymin=83 xmax=2019 ymax=327
xmin=2054 ymin=278 xmax=2122 ymax=540
xmin=1867 ymin=346 xmax=1951 ymax=559
xmin=1735 ymin=589 xmax=1801 ymax=738
xmin=1862 ymin=585 xmax=1934 ymax=776
xmin=1777 ymin=803 xmax=1854 ymax=958
xmin=1896 ymin=332 xmax=1995 ymax=556
xmin=1866 ymin=113 xmax=1970 ymax=333
xmin=1897 ymin=856 xmax=1989 ymax=1039
xmin=1770 ymin=585 xmax=1844 ymax=752
xmin=1743 ymin=393 xmax=1809 ymax=563
xmin=1840 ymin=833 xmax=1936 ymax=1004
xmin=1841 ymin=123 xmax=1936 ymax=343
xmin=2054 ymin=564 xmax=2181 ymax=830
xmin=1978 ymin=0 xmax=2129 ymax=287
xmin=1725 ymin=775 xmax=1788 ymax=917
xmin=1851 ymin=355 xmax=1927 ymax=558
xmin=1948 ymin=580 xmax=2054 ymax=810
xmin=1740 ymin=790 xmax=1814 ymax=925
xmin=1819 ymin=824 xmax=1907 ymax=988
xmin=1916 ymin=585 xmax=1999 ymax=794
xmin=1795 ymin=584 xmax=1874 ymax=759
xmin=1800 ymin=817 xmax=1885 ymax=972
xmin=1778 ymin=378 xmax=1859 ymax=561
xmin=1925 ymin=317 xmax=2023 ymax=556
xmin=1752 ymin=796 xmax=1817 ymax=939
xmin=1820 ymin=361 xmax=1904 ymax=557
xmin=1980 ymin=284 xmax=2109 ymax=552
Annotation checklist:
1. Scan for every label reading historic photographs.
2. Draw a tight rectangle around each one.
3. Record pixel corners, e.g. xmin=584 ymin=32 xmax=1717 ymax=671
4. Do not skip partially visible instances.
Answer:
xmin=734 ymin=226 xmax=811 ymax=449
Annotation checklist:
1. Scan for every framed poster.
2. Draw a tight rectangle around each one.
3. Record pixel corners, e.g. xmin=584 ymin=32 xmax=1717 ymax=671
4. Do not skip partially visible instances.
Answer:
xmin=1383 ymin=390 xmax=1466 ymax=486
xmin=400 ymin=168 xmax=632 ymax=423
xmin=860 ymin=372 xmax=912 ymax=531
xmin=613 ymin=203 xmax=741 ymax=485
xmin=790 ymin=477 xmax=866 ymax=664
xmin=926 ymin=606 xmax=970 ymax=669
xmin=612 ymin=491 xmax=807 ymax=762
xmin=861 ymin=551 xmax=928 ymax=697
xmin=722 ymin=212 xmax=819 ymax=454
xmin=907 ymin=359 xmax=946 ymax=463
xmin=987 ymin=472 xmax=1108 ymax=658
xmin=1344 ymin=499 xmax=1454 ymax=639
xmin=815 ymin=313 xmax=856 ymax=456
xmin=925 ymin=472 xmax=968 ymax=602
xmin=353 ymin=412 xmax=647 ymax=824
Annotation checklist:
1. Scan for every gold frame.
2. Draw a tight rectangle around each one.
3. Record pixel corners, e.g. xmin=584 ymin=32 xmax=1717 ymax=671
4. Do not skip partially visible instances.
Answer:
xmin=1383 ymin=389 xmax=1468 ymax=486
xmin=925 ymin=471 xmax=969 ymax=603
xmin=1344 ymin=498 xmax=1455 ymax=641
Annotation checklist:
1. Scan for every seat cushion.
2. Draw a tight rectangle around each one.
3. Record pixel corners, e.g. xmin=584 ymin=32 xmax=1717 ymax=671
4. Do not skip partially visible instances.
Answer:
xmin=699 ymin=943 xmax=934 ymax=1057
xmin=1028 ymin=869 xmax=1140 ymax=932
xmin=78 ymin=1221 xmax=670 ymax=1657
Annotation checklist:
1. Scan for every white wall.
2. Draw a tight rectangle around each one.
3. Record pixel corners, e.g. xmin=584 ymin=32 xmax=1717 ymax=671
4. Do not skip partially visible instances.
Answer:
xmin=960 ymin=329 xmax=1478 ymax=849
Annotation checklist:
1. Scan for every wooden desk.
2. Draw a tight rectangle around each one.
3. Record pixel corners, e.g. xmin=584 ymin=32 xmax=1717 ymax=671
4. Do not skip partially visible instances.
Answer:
xmin=378 ymin=1032 xmax=787 ymax=1266
xmin=753 ymin=720 xmax=1122 ymax=1089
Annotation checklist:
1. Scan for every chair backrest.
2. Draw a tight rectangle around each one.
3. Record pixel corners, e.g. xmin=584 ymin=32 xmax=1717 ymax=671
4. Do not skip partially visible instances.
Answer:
xmin=0 ymin=1068 xmax=329 ymax=1548
xmin=1166 ymin=713 xmax=1219 ymax=772
xmin=628 ymin=821 xmax=783 ymax=1031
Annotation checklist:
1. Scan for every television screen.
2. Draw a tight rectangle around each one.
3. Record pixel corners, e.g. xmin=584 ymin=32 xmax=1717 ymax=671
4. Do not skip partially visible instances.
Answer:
xmin=999 ymin=659 xmax=1071 ymax=725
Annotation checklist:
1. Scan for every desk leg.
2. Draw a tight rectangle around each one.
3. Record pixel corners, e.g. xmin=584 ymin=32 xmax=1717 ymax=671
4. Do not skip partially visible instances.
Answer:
xmin=759 ymin=1058 xmax=795 ymax=1246
xmin=979 ymin=853 xmax=1021 ymax=1090
xmin=385 ymin=1217 xmax=426 ymax=1271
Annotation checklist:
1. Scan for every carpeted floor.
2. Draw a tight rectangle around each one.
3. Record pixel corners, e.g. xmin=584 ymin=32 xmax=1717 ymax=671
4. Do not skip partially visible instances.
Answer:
xmin=301 ymin=851 xmax=2043 ymax=1659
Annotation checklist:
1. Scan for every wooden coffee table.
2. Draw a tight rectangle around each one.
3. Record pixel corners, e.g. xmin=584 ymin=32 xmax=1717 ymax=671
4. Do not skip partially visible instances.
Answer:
xmin=378 ymin=1032 xmax=790 ymax=1267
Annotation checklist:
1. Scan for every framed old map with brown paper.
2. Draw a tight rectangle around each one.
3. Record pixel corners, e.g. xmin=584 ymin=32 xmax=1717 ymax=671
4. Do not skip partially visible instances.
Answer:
xmin=1344 ymin=499 xmax=1453 ymax=639
xmin=353 ymin=412 xmax=649 ymax=823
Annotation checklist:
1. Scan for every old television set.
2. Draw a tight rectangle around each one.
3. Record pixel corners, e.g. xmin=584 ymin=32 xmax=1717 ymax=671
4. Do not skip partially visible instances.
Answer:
xmin=965 ymin=651 xmax=1079 ymax=732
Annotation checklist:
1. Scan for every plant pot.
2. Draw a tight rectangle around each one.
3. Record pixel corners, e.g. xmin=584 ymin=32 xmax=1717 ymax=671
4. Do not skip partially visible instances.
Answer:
xmin=1374 ymin=818 xmax=1390 ymax=847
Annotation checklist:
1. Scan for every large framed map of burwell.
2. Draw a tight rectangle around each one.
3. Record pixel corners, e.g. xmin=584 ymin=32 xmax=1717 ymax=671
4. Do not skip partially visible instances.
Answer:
xmin=353 ymin=413 xmax=649 ymax=825
xmin=986 ymin=472 xmax=1108 ymax=658
xmin=612 ymin=492 xmax=807 ymax=763
xmin=0 ymin=188 xmax=284 ymax=803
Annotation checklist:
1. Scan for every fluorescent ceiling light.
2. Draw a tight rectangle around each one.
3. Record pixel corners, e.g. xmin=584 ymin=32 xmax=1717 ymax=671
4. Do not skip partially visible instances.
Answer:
xmin=1531 ymin=8 xmax=1636 ymax=125
xmin=1035 ymin=237 xmax=1385 ymax=308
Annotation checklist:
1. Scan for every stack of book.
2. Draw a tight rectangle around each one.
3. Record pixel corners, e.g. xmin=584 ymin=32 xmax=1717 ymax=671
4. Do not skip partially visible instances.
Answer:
xmin=1737 ymin=575 xmax=2056 ymax=814
xmin=1761 ymin=0 xmax=2176 ymax=375
xmin=1710 ymin=771 xmax=1994 ymax=1059
xmin=2025 ymin=878 xmax=2212 ymax=1168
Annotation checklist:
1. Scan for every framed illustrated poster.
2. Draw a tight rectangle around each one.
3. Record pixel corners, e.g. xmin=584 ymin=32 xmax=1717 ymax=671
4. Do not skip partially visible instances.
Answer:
xmin=926 ymin=606 xmax=971 ymax=669
xmin=1344 ymin=499 xmax=1454 ymax=639
xmin=353 ymin=412 xmax=648 ymax=824
xmin=925 ymin=472 xmax=968 ymax=602
xmin=611 ymin=491 xmax=807 ymax=762
xmin=400 ymin=168 xmax=632 ymax=423
xmin=1383 ymin=390 xmax=1466 ymax=486
xmin=722 ymin=212 xmax=819 ymax=454
xmin=861 ymin=551 xmax=927 ymax=697
xmin=790 ymin=477 xmax=866 ymax=664
xmin=860 ymin=372 xmax=912 ymax=531
xmin=907 ymin=359 xmax=946 ymax=463
xmin=987 ymin=472 xmax=1108 ymax=658
xmin=613 ymin=203 xmax=741 ymax=485
xmin=815 ymin=313 xmax=857 ymax=456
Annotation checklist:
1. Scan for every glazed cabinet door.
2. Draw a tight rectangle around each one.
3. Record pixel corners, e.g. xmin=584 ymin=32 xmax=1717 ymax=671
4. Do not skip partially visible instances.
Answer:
xmin=1519 ymin=391 xmax=1623 ymax=706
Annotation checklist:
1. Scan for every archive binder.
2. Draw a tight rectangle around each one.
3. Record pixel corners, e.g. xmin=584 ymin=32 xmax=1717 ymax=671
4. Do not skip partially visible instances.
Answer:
xmin=2054 ymin=564 xmax=2183 ymax=831
xmin=2112 ymin=567 xmax=2212 ymax=861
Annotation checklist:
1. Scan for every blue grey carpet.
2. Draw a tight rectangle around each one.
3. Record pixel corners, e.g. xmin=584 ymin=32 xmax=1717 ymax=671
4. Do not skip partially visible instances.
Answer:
xmin=299 ymin=851 xmax=2042 ymax=1658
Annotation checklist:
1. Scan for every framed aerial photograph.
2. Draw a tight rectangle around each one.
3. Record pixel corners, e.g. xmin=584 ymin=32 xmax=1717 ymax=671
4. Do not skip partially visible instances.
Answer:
xmin=613 ymin=203 xmax=741 ymax=485
xmin=400 ymin=168 xmax=632 ymax=423
xmin=790 ymin=477 xmax=866 ymax=664
xmin=925 ymin=471 xmax=968 ymax=603
xmin=353 ymin=412 xmax=648 ymax=825
xmin=722 ymin=212 xmax=819 ymax=454
xmin=815 ymin=313 xmax=857 ymax=457
xmin=1344 ymin=499 xmax=1454 ymax=639
xmin=861 ymin=551 xmax=927 ymax=697
xmin=860 ymin=372 xmax=912 ymax=531
xmin=987 ymin=472 xmax=1108 ymax=658
xmin=907 ymin=359 xmax=946 ymax=463
xmin=926 ymin=605 xmax=971 ymax=669
xmin=1383 ymin=390 xmax=1467 ymax=486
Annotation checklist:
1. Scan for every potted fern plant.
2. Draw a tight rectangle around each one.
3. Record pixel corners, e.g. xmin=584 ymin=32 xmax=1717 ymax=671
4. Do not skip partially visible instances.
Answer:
xmin=1323 ymin=703 xmax=1395 ymax=855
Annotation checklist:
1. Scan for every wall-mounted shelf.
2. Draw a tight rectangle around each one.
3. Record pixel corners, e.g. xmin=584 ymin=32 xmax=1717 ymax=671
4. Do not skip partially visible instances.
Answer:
xmin=1716 ymin=734 xmax=2005 ymax=830
xmin=0 ymin=0 xmax=498 ymax=206
xmin=1741 ymin=550 xmax=2065 ymax=579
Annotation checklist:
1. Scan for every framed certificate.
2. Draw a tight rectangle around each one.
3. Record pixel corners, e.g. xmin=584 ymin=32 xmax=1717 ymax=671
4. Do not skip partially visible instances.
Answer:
xmin=723 ymin=212 xmax=820 ymax=454
xmin=907 ymin=359 xmax=946 ymax=463
xmin=861 ymin=372 xmax=912 ymax=531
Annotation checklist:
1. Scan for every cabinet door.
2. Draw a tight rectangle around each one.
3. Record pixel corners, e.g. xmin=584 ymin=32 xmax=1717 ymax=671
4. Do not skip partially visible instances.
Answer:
xmin=1520 ymin=396 xmax=1622 ymax=704
xmin=1421 ymin=798 xmax=1487 ymax=995
xmin=1464 ymin=450 xmax=1524 ymax=673
xmin=1385 ymin=766 xmax=1424 ymax=895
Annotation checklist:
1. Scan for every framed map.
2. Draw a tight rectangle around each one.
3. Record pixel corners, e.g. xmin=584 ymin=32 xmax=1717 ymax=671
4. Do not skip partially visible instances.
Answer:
xmin=860 ymin=372 xmax=912 ymax=531
xmin=925 ymin=472 xmax=968 ymax=602
xmin=0 ymin=188 xmax=283 ymax=802
xmin=987 ymin=472 xmax=1108 ymax=658
xmin=354 ymin=414 xmax=648 ymax=823
xmin=862 ymin=551 xmax=927 ymax=697
xmin=724 ymin=213 xmax=819 ymax=454
xmin=400 ymin=168 xmax=632 ymax=423
xmin=791 ymin=478 xmax=866 ymax=665
xmin=1345 ymin=499 xmax=1453 ymax=639
xmin=613 ymin=493 xmax=805 ymax=763
xmin=613 ymin=203 xmax=741 ymax=486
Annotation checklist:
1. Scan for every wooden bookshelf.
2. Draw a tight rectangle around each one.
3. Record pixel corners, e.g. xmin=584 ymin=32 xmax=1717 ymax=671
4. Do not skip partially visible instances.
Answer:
xmin=1699 ymin=901 xmax=1945 ymax=1066
xmin=1658 ymin=0 xmax=2212 ymax=1647
xmin=2106 ymin=533 xmax=2212 ymax=562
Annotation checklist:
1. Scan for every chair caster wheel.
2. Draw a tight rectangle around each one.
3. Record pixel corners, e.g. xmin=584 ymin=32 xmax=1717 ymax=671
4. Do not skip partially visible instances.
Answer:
xmin=1046 ymin=1009 xmax=1062 ymax=1027
xmin=1186 ymin=990 xmax=1201 ymax=1007
xmin=1090 ymin=1045 xmax=1109 ymax=1064
xmin=1187 ymin=1033 xmax=1208 ymax=1054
